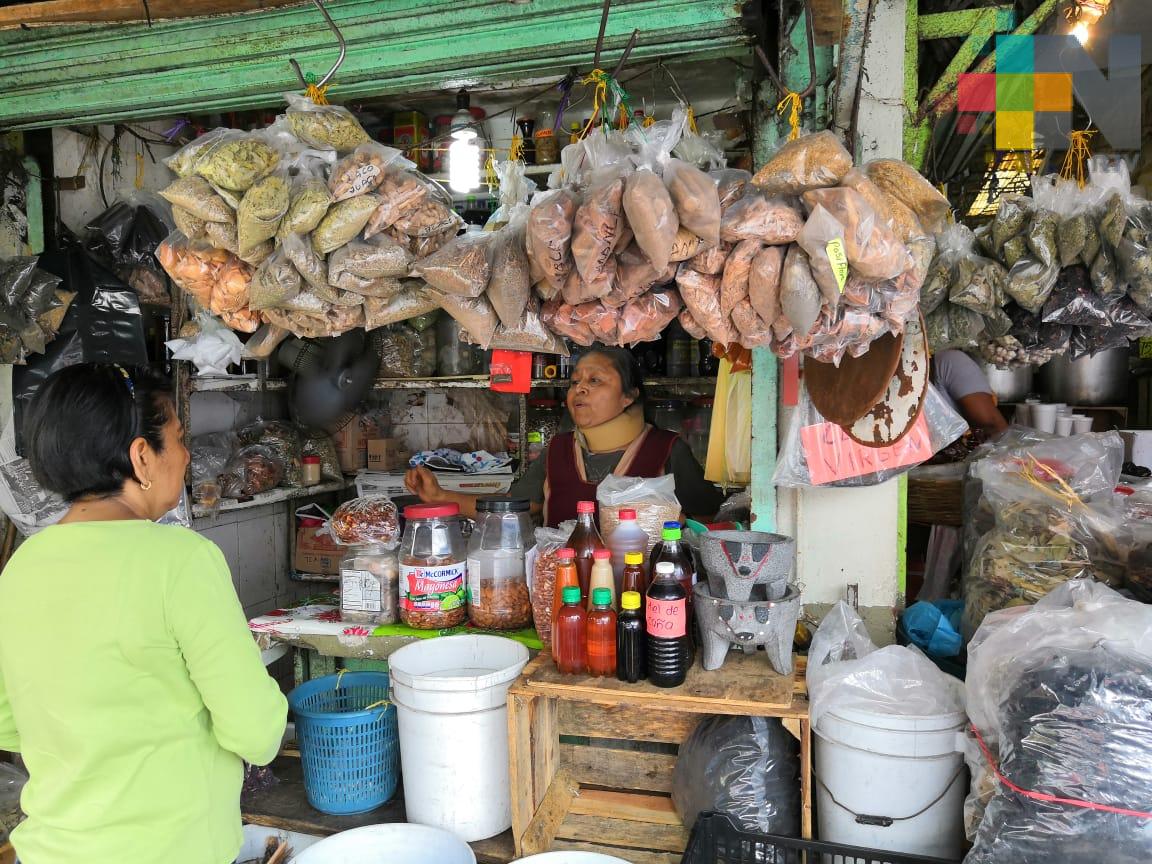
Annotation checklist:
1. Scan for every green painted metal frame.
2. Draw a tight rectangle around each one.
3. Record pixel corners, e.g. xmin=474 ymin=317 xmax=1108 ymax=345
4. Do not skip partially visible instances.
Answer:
xmin=0 ymin=0 xmax=750 ymax=130
xmin=904 ymin=0 xmax=1058 ymax=169
xmin=22 ymin=156 xmax=43 ymax=255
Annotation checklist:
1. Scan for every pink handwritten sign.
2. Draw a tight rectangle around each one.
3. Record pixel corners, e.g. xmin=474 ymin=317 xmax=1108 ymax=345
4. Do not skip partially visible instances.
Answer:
xmin=801 ymin=412 xmax=933 ymax=485
xmin=646 ymin=597 xmax=687 ymax=638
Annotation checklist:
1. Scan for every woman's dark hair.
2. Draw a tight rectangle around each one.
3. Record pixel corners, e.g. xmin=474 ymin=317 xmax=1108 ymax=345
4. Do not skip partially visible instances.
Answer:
xmin=25 ymin=363 xmax=174 ymax=503
xmin=575 ymin=345 xmax=646 ymax=408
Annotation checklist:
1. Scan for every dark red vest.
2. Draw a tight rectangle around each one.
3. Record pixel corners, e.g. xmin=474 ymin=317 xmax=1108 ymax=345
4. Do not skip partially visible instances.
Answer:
xmin=543 ymin=426 xmax=679 ymax=528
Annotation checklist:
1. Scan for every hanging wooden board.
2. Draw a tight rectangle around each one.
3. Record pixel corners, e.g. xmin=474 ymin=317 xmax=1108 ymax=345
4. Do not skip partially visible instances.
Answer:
xmin=845 ymin=313 xmax=930 ymax=448
xmin=804 ymin=329 xmax=905 ymax=427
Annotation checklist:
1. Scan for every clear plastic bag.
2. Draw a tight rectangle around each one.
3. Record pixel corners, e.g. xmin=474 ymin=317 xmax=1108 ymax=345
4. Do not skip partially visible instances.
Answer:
xmin=748 ymin=244 xmax=785 ymax=328
xmin=719 ymin=238 xmax=760 ymax=317
xmin=596 ymin=473 xmax=681 ymax=546
xmin=1004 ymin=256 xmax=1060 ymax=314
xmin=193 ymin=130 xmax=282 ymax=193
xmin=329 ymin=234 xmax=410 ymax=280
xmin=486 ymin=159 xmax=533 ymax=230
xmin=165 ymin=312 xmax=244 ymax=375
xmin=525 ymin=188 xmax=578 ymax=295
xmin=219 ymin=444 xmax=285 ymax=498
xmin=373 ymin=324 xmax=428 ymax=378
xmin=840 ymin=167 xmax=924 ymax=242
xmin=488 ymin=208 xmax=532 ymax=327
xmin=1041 ymin=263 xmax=1110 ymax=326
xmin=282 ymin=92 xmax=371 ymax=152
xmin=363 ymin=285 xmax=438 ymax=330
xmin=615 ymin=288 xmax=683 ymax=347
xmin=666 ymin=157 xmax=723 ymax=248
xmin=571 ymin=175 xmax=626 ymax=290
xmin=415 ymin=232 xmax=491 ymax=298
xmin=330 ymin=495 xmax=401 ymax=546
xmin=243 ymin=322 xmax=291 ymax=360
xmin=676 ymin=266 xmax=737 ymax=345
xmin=864 ymin=158 xmax=952 ymax=236
xmin=158 ymin=176 xmax=234 ymax=224
xmin=328 ymin=142 xmax=406 ymax=202
xmin=774 ymin=384 xmax=968 ymax=488
xmin=238 ymin=419 xmax=305 ymax=487
xmin=540 ymin=296 xmax=596 ymax=346
xmin=672 ymin=716 xmax=800 ymax=835
xmin=236 ymin=170 xmax=289 ymax=256
xmin=278 ymin=162 xmax=333 ymax=241
xmin=801 ymin=188 xmax=912 ymax=283
xmin=806 ymin=600 xmax=964 ymax=730
xmin=165 ymin=127 xmax=231 ymax=178
xmin=963 ymin=580 xmax=1152 ymax=861
xmin=311 ymin=194 xmax=383 ymax=255
xmin=720 ymin=192 xmax=804 ymax=245
xmin=490 ymin=296 xmax=568 ymax=353
xmin=431 ymin=288 xmax=499 ymax=348
xmin=777 ymin=245 xmax=821 ymax=340
xmin=752 ymin=131 xmax=853 ymax=196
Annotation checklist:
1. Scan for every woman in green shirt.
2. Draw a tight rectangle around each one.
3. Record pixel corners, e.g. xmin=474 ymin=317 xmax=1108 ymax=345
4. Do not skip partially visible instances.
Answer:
xmin=0 ymin=364 xmax=288 ymax=864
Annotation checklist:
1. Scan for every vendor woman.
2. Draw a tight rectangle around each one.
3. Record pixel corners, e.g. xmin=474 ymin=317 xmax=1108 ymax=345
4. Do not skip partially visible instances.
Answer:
xmin=407 ymin=345 xmax=725 ymax=525
xmin=0 ymin=364 xmax=287 ymax=864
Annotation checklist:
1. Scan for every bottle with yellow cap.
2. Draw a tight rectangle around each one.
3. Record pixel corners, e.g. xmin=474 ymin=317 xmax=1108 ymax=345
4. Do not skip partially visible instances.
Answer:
xmin=616 ymin=590 xmax=646 ymax=683
xmin=621 ymin=551 xmax=647 ymax=596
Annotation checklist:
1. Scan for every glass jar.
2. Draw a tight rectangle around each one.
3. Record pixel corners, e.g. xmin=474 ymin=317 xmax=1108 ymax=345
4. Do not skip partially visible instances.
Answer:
xmin=340 ymin=543 xmax=400 ymax=625
xmin=437 ymin=314 xmax=483 ymax=376
xmin=398 ymin=503 xmax=468 ymax=629
xmin=528 ymin=398 xmax=563 ymax=452
xmin=301 ymin=455 xmax=321 ymax=487
xmin=534 ymin=106 xmax=559 ymax=165
xmin=467 ymin=497 xmax=534 ymax=630
xmin=650 ymin=399 xmax=684 ymax=433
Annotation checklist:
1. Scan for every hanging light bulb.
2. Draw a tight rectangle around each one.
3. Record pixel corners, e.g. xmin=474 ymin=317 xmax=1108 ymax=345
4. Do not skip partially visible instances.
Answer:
xmin=1071 ymin=21 xmax=1091 ymax=43
xmin=448 ymin=128 xmax=481 ymax=193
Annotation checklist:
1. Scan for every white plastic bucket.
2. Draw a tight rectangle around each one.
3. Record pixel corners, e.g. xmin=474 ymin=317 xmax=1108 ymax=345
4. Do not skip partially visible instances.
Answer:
xmin=513 ymin=854 xmax=632 ymax=863
xmin=814 ymin=707 xmax=967 ymax=860
xmin=388 ymin=635 xmax=530 ymax=842
xmin=239 ymin=824 xmax=321 ymax=860
xmin=288 ymin=823 xmax=475 ymax=864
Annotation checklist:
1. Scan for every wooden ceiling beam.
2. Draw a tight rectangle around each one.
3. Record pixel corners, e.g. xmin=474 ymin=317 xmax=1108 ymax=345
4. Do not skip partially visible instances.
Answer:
xmin=0 ymin=0 xmax=306 ymax=30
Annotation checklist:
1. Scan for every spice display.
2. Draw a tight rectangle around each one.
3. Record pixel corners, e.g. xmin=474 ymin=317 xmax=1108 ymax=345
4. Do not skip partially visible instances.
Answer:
xmin=399 ymin=503 xmax=468 ymax=629
xmin=330 ymin=495 xmax=401 ymax=546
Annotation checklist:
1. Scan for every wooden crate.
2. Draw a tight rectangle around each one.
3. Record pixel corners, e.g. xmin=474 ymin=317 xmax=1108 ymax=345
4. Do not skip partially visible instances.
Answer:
xmin=508 ymin=653 xmax=810 ymax=863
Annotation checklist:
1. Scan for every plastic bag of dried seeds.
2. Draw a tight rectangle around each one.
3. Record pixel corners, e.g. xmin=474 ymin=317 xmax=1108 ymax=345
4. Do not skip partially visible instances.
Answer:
xmin=1088 ymin=244 xmax=1126 ymax=304
xmin=278 ymin=159 xmax=333 ymax=241
xmin=248 ymin=248 xmax=301 ymax=311
xmin=414 ymin=232 xmax=491 ymax=298
xmin=487 ymin=207 xmax=532 ymax=327
xmin=158 ymin=176 xmax=235 ymax=225
xmin=328 ymin=142 xmax=407 ymax=202
xmin=283 ymin=92 xmax=371 ymax=153
xmin=194 ymin=130 xmax=282 ymax=193
xmin=752 ymin=131 xmax=853 ymax=197
xmin=864 ymin=158 xmax=952 ymax=236
xmin=312 ymin=194 xmax=383 ymax=255
xmin=329 ymin=234 xmax=410 ymax=280
xmin=237 ymin=170 xmax=289 ymax=257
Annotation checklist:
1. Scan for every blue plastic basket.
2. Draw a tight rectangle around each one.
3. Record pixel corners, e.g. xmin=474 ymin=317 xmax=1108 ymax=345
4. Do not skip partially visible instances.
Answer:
xmin=288 ymin=671 xmax=400 ymax=815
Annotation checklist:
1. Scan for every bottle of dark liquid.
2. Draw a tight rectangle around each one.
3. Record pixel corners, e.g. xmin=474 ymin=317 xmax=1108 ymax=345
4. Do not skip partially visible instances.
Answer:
xmin=621 ymin=551 xmax=647 ymax=596
xmin=649 ymin=522 xmax=696 ymax=617
xmin=586 ymin=587 xmax=617 ymax=677
xmin=646 ymin=562 xmax=689 ymax=687
xmin=566 ymin=501 xmax=605 ymax=603
xmin=617 ymin=590 xmax=646 ymax=683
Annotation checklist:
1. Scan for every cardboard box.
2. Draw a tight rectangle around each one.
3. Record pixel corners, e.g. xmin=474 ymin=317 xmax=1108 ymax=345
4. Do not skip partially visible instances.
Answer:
xmin=295 ymin=516 xmax=342 ymax=576
xmin=436 ymin=471 xmax=513 ymax=495
xmin=368 ymin=438 xmax=408 ymax=472
xmin=391 ymin=110 xmax=429 ymax=171
xmin=332 ymin=419 xmax=370 ymax=474
xmin=355 ymin=471 xmax=410 ymax=499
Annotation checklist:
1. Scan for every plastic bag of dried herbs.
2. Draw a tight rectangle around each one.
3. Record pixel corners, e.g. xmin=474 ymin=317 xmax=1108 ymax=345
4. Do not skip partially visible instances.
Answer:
xmin=237 ymin=170 xmax=290 ymax=257
xmin=1004 ymin=257 xmax=1059 ymax=314
xmin=925 ymin=302 xmax=986 ymax=352
xmin=1118 ymin=232 xmax=1152 ymax=315
xmin=193 ymin=130 xmax=282 ymax=193
xmin=1088 ymin=243 xmax=1127 ymax=304
xmin=991 ymin=196 xmax=1030 ymax=253
xmin=1068 ymin=325 xmax=1130 ymax=360
xmin=282 ymin=92 xmax=371 ymax=153
xmin=278 ymin=158 xmax=333 ymax=241
xmin=1041 ymin=264 xmax=1111 ymax=327
xmin=950 ymin=248 xmax=1006 ymax=315
xmin=921 ymin=224 xmax=970 ymax=314
xmin=311 ymin=194 xmax=383 ymax=255
xmin=249 ymin=248 xmax=302 ymax=311
xmin=159 ymin=176 xmax=235 ymax=225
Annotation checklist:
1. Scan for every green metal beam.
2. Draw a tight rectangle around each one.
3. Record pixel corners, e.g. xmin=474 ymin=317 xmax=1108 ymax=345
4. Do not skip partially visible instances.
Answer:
xmin=917 ymin=6 xmax=1014 ymax=41
xmin=0 ymin=0 xmax=750 ymax=130
xmin=22 ymin=156 xmax=42 ymax=255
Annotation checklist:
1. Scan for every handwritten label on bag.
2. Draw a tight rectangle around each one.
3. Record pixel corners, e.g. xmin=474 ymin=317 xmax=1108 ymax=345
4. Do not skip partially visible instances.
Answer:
xmin=801 ymin=412 xmax=933 ymax=485
xmin=646 ymin=597 xmax=687 ymax=638
xmin=825 ymin=238 xmax=849 ymax=293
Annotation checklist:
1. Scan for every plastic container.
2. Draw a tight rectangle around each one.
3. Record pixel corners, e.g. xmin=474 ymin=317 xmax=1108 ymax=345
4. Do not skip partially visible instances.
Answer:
xmin=302 ymin=454 xmax=322 ymax=486
xmin=586 ymin=587 xmax=617 ymax=676
xmin=621 ymin=551 xmax=647 ymax=595
xmin=528 ymin=398 xmax=563 ymax=453
xmin=681 ymin=812 xmax=961 ymax=864
xmin=288 ymin=672 xmax=400 ymax=816
xmin=567 ymin=501 xmax=605 ymax=602
xmin=650 ymin=399 xmax=684 ymax=434
xmin=587 ymin=548 xmax=616 ymax=611
xmin=649 ymin=523 xmax=696 ymax=614
xmin=291 ymin=823 xmax=477 ymax=864
xmin=1031 ymin=403 xmax=1058 ymax=433
xmin=526 ymin=431 xmax=545 ymax=463
xmin=239 ymin=825 xmax=322 ymax=861
xmin=616 ymin=590 xmax=646 ymax=682
xmin=646 ymin=561 xmax=690 ymax=688
xmin=399 ymin=503 xmax=469 ymax=629
xmin=813 ymin=707 xmax=968 ymax=860
xmin=340 ymin=543 xmax=400 ymax=625
xmin=467 ymin=497 xmax=533 ymax=630
xmin=606 ymin=508 xmax=649 ymax=592
xmin=388 ymin=635 xmax=529 ymax=842
xmin=550 ymin=548 xmax=580 ymax=650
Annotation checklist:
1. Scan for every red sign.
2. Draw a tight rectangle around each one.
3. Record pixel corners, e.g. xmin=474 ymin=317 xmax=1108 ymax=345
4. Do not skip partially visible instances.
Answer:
xmin=646 ymin=597 xmax=687 ymax=638
xmin=800 ymin=412 xmax=933 ymax=485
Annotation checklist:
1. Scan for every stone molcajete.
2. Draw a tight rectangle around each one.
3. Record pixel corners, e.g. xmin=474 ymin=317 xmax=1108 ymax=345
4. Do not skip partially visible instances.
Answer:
xmin=693 ymin=582 xmax=801 ymax=675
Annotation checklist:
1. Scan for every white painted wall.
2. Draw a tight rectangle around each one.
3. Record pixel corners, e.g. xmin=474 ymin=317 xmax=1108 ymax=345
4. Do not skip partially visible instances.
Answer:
xmin=779 ymin=0 xmax=908 ymax=642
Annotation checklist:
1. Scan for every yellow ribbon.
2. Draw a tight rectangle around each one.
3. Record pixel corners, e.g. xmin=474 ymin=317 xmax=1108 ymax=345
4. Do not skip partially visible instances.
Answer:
xmin=507 ymin=134 xmax=524 ymax=163
xmin=580 ymin=69 xmax=610 ymax=139
xmin=306 ymin=83 xmax=329 ymax=106
xmin=642 ymin=114 xmax=655 ymax=128
xmin=483 ymin=151 xmax=499 ymax=189
xmin=686 ymin=105 xmax=699 ymax=135
xmin=777 ymin=92 xmax=803 ymax=141
xmin=1060 ymin=129 xmax=1095 ymax=188
xmin=134 ymin=151 xmax=145 ymax=190
xmin=1020 ymin=454 xmax=1084 ymax=510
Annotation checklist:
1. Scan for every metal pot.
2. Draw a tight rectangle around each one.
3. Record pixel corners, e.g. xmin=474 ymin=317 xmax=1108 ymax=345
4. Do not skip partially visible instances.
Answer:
xmin=1038 ymin=347 xmax=1131 ymax=406
xmin=982 ymin=364 xmax=1034 ymax=403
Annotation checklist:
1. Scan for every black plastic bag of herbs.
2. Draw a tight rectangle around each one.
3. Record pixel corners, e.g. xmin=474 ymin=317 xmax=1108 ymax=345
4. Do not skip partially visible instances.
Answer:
xmin=1006 ymin=302 xmax=1071 ymax=352
xmin=85 ymin=195 xmax=173 ymax=306
xmin=966 ymin=644 xmax=1152 ymax=864
xmin=1041 ymin=264 xmax=1112 ymax=327
xmin=12 ymin=237 xmax=148 ymax=455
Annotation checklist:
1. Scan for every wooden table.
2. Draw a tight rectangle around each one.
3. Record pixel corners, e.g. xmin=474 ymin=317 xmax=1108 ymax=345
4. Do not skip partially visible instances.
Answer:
xmin=507 ymin=652 xmax=810 ymax=864
xmin=242 ymin=755 xmax=515 ymax=864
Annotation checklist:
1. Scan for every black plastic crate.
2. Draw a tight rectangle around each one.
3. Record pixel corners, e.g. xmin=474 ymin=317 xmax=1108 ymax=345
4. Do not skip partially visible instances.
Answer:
xmin=682 ymin=812 xmax=963 ymax=864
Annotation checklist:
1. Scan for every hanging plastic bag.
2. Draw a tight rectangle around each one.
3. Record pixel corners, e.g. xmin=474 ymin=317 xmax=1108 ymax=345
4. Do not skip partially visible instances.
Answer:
xmin=282 ymin=92 xmax=371 ymax=152
xmin=391 ymin=198 xmax=463 ymax=243
xmin=621 ymin=113 xmax=685 ymax=271
xmin=165 ymin=312 xmax=244 ymax=376
xmin=1040 ymin=263 xmax=1110 ymax=326
xmin=193 ymin=129 xmax=282 ymax=193
xmin=990 ymin=196 xmax=1030 ymax=252
xmin=278 ymin=163 xmax=333 ymax=241
xmin=329 ymin=233 xmax=411 ymax=281
xmin=801 ymin=188 xmax=912 ymax=282
xmin=718 ymin=238 xmax=760 ymax=317
xmin=777 ymin=244 xmax=822 ymax=339
xmin=672 ymin=716 xmax=800 ymax=836
xmin=362 ymin=286 xmax=439 ymax=330
xmin=864 ymin=158 xmax=952 ymax=235
xmin=571 ymin=175 xmax=625 ymax=292
xmin=328 ymin=142 xmax=407 ymax=201
xmin=615 ymin=288 xmax=683 ymax=347
xmin=806 ymin=600 xmax=964 ymax=730
xmin=365 ymin=167 xmax=444 ymax=238
xmin=414 ymin=232 xmax=491 ymax=298
xmin=485 ymin=159 xmax=533 ymax=229
xmin=237 ymin=170 xmax=289 ymax=256
xmin=525 ymin=187 xmax=578 ymax=295
xmin=540 ymin=297 xmax=596 ymax=346
xmin=430 ymin=288 xmax=499 ymax=348
xmin=774 ymin=384 xmax=967 ymax=488
xmin=1004 ymin=256 xmax=1059 ymax=314
xmin=311 ymin=194 xmax=383 ymax=255
xmin=487 ymin=207 xmax=532 ymax=327
xmin=720 ymin=192 xmax=804 ymax=246
xmin=490 ymin=296 xmax=568 ymax=354
xmin=840 ymin=168 xmax=924 ymax=242
xmin=676 ymin=266 xmax=737 ymax=345
xmin=747 ymin=244 xmax=785 ymax=329
xmin=752 ymin=131 xmax=853 ymax=196
xmin=158 ymin=176 xmax=235 ymax=225
xmin=164 ymin=128 xmax=232 ymax=178
xmin=248 ymin=248 xmax=301 ymax=311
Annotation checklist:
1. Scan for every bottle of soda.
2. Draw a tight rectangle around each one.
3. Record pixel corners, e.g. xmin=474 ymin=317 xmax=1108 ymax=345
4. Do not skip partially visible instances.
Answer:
xmin=616 ymin=590 xmax=646 ymax=683
xmin=649 ymin=522 xmax=696 ymax=617
xmin=566 ymin=501 xmax=605 ymax=602
xmin=554 ymin=585 xmax=587 ymax=675
xmin=586 ymin=587 xmax=617 ymax=677
xmin=646 ymin=562 xmax=689 ymax=688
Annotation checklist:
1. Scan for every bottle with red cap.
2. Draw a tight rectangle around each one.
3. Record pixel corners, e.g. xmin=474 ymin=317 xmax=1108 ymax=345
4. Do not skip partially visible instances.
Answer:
xmin=566 ymin=500 xmax=605 ymax=603
xmin=606 ymin=508 xmax=649 ymax=592
xmin=587 ymin=548 xmax=616 ymax=611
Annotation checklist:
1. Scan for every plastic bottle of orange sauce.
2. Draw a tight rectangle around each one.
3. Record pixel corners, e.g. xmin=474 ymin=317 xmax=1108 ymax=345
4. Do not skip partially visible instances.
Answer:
xmin=550 ymin=548 xmax=580 ymax=653
xmin=586 ymin=587 xmax=618 ymax=677
xmin=554 ymin=586 xmax=588 ymax=675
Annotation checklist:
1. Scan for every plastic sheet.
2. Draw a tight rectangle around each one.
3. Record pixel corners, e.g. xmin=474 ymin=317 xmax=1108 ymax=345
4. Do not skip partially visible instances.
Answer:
xmin=774 ymin=384 xmax=968 ymax=488
xmin=165 ymin=313 xmax=244 ymax=376
xmin=672 ymin=716 xmax=800 ymax=836
xmin=806 ymin=601 xmax=964 ymax=730
xmin=964 ymin=581 xmax=1152 ymax=861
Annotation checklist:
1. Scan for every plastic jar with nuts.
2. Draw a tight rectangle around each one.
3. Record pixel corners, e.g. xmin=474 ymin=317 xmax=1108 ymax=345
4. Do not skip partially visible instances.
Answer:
xmin=398 ymin=503 xmax=469 ymax=629
xmin=340 ymin=543 xmax=400 ymax=625
xmin=467 ymin=497 xmax=534 ymax=630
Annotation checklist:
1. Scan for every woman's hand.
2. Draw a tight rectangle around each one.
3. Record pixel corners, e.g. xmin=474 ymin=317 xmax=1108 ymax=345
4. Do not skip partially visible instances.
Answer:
xmin=404 ymin=466 xmax=443 ymax=502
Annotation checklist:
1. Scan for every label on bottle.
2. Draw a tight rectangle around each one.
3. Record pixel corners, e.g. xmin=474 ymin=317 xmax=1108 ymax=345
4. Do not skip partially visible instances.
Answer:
xmin=400 ymin=561 xmax=467 ymax=612
xmin=341 ymin=569 xmax=382 ymax=613
xmin=646 ymin=597 xmax=687 ymax=638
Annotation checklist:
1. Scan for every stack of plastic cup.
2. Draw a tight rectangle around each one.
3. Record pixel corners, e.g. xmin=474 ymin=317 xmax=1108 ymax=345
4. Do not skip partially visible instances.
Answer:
xmin=1032 ymin=404 xmax=1058 ymax=433
xmin=1072 ymin=415 xmax=1094 ymax=435
xmin=1056 ymin=415 xmax=1074 ymax=437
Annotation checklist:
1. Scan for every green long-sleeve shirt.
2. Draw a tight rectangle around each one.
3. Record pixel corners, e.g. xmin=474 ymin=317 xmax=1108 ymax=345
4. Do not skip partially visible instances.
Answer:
xmin=0 ymin=521 xmax=288 ymax=864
